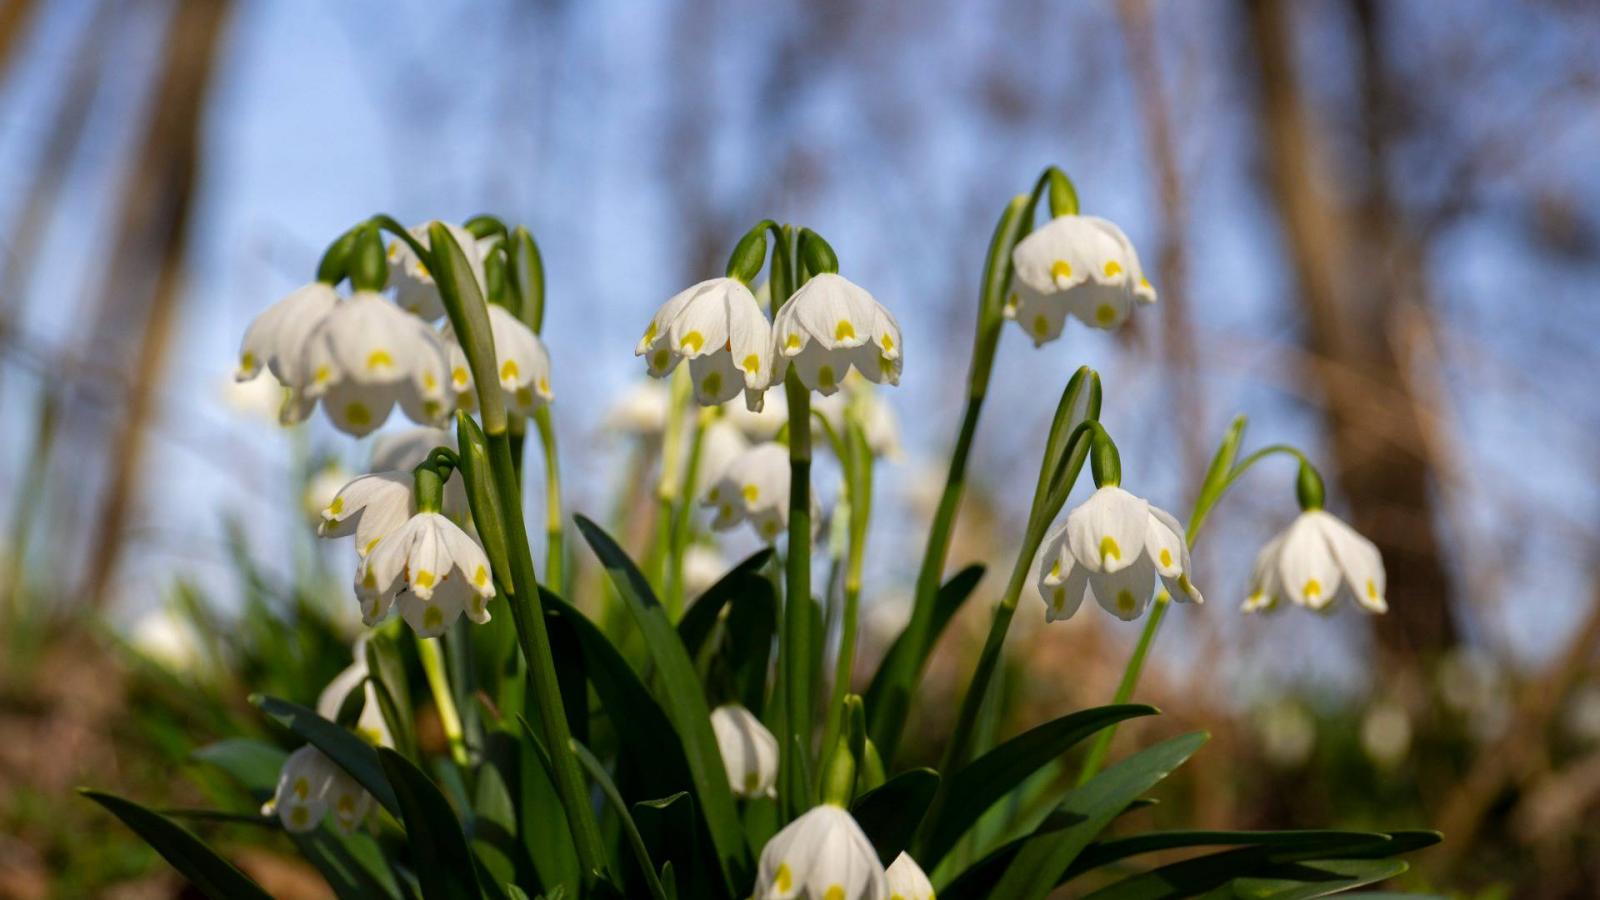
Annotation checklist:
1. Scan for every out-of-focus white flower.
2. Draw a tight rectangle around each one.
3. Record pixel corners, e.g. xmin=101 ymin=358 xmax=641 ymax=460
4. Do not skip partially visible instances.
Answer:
xmin=221 ymin=371 xmax=286 ymax=425
xmin=315 ymin=639 xmax=393 ymax=748
xmin=1242 ymin=510 xmax=1386 ymax=614
xmin=1436 ymin=649 xmax=1511 ymax=741
xmin=683 ymin=544 xmax=728 ymax=599
xmin=1360 ymin=699 xmax=1412 ymax=769
xmin=695 ymin=420 xmax=751 ymax=496
xmin=286 ymin=291 xmax=452 ymax=436
xmin=303 ymin=464 xmax=353 ymax=523
xmin=1254 ymin=700 xmax=1316 ymax=769
xmin=710 ymin=704 xmax=778 ymax=799
xmin=1037 ymin=486 xmax=1201 ymax=621
xmin=724 ymin=390 xmax=788 ymax=441
xmin=370 ymin=427 xmax=467 ymax=520
xmin=448 ymin=304 xmax=554 ymax=415
xmin=812 ymin=383 xmax=902 ymax=460
xmin=638 ymin=277 xmax=773 ymax=409
xmin=320 ymin=472 xmax=414 ymax=558
xmin=704 ymin=442 xmax=800 ymax=543
xmin=772 ymin=273 xmax=901 ymax=396
xmin=602 ymin=380 xmax=672 ymax=438
xmin=128 ymin=608 xmax=202 ymax=674
xmin=1007 ymin=215 xmax=1155 ymax=342
xmin=387 ymin=221 xmax=486 ymax=320
xmin=754 ymin=804 xmax=886 ymax=900
xmin=264 ymin=746 xmax=372 ymax=834
xmin=884 ymin=853 xmax=934 ymax=900
xmin=236 ymin=282 xmax=339 ymax=385
xmin=358 ymin=512 xmax=495 ymax=635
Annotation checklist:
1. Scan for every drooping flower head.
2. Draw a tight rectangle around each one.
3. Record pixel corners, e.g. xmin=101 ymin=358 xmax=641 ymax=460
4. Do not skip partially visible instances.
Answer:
xmin=1008 ymin=214 xmax=1155 ymax=343
xmin=704 ymin=442 xmax=797 ymax=543
xmin=388 ymin=221 xmax=487 ymax=320
xmin=710 ymin=703 xmax=778 ymax=799
xmin=315 ymin=639 xmax=393 ymax=749
xmin=236 ymin=282 xmax=340 ymax=387
xmin=265 ymin=745 xmax=372 ymax=834
xmin=371 ymin=427 xmax=468 ymax=519
xmin=884 ymin=853 xmax=935 ymax=900
xmin=449 ymin=304 xmax=554 ymax=415
xmin=320 ymin=472 xmax=414 ymax=558
xmin=1038 ymin=485 xmax=1202 ymax=622
xmin=638 ymin=277 xmax=773 ymax=409
xmin=1243 ymin=509 xmax=1386 ymax=614
xmin=773 ymin=273 xmax=902 ymax=395
xmin=754 ymin=803 xmax=887 ymax=900
xmin=358 ymin=510 xmax=495 ymax=635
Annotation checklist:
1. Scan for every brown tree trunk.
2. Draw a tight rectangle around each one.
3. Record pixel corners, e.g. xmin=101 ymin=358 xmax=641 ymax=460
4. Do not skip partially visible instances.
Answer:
xmin=79 ymin=0 xmax=231 ymax=607
xmin=1238 ymin=0 xmax=1456 ymax=660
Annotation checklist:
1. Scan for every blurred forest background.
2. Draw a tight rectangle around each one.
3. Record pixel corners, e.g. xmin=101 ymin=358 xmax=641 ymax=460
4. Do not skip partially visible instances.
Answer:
xmin=0 ymin=0 xmax=1597 ymax=896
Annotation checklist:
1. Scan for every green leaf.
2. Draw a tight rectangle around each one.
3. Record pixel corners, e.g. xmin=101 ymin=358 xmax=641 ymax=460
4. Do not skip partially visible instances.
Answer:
xmin=634 ymin=793 xmax=712 ymax=900
xmin=724 ymin=579 xmax=778 ymax=715
xmin=849 ymin=768 xmax=939 ymax=865
xmin=574 ymin=514 xmax=750 ymax=892
xmin=1065 ymin=830 xmax=1396 ymax=882
xmin=253 ymin=694 xmax=400 ymax=815
xmin=1082 ymin=852 xmax=1410 ymax=900
xmin=377 ymin=746 xmax=483 ymax=900
xmin=571 ymin=740 xmax=671 ymax=900
xmin=919 ymin=703 xmax=1156 ymax=867
xmin=290 ymin=828 xmax=403 ymax=900
xmin=677 ymin=548 xmax=774 ymax=656
xmin=864 ymin=565 xmax=984 ymax=734
xmin=81 ymin=790 xmax=273 ymax=900
xmin=191 ymin=738 xmax=285 ymax=798
xmin=988 ymin=732 xmax=1208 ymax=900
xmin=366 ymin=631 xmax=417 ymax=757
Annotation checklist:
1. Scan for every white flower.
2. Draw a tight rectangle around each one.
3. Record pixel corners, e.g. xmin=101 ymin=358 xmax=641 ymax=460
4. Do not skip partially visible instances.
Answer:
xmin=724 ymin=390 xmax=788 ymax=441
xmin=773 ymin=273 xmax=902 ymax=395
xmin=1007 ymin=215 xmax=1155 ymax=342
xmin=320 ymin=472 xmax=415 ymax=558
xmin=288 ymin=290 xmax=452 ymax=436
xmin=1359 ymin=699 xmax=1412 ymax=769
xmin=602 ymin=380 xmax=672 ymax=438
xmin=447 ymin=304 xmax=554 ymax=415
xmin=388 ymin=222 xmax=487 ymax=320
xmin=884 ymin=853 xmax=934 ymax=900
xmin=221 ymin=371 xmax=287 ymax=425
xmin=236 ymin=282 xmax=339 ymax=385
xmin=1037 ymin=486 xmax=1202 ymax=622
xmin=370 ymin=427 xmax=468 ymax=519
xmin=695 ymin=419 xmax=751 ymax=497
xmin=315 ymin=639 xmax=393 ymax=749
xmin=265 ymin=745 xmax=373 ymax=834
xmin=1242 ymin=510 xmax=1386 ymax=613
xmin=128 ymin=608 xmax=202 ymax=674
xmin=637 ymin=277 xmax=773 ymax=409
xmin=358 ymin=512 xmax=495 ymax=635
xmin=755 ymin=803 xmax=887 ymax=900
xmin=704 ymin=442 xmax=796 ymax=543
xmin=710 ymin=704 xmax=778 ymax=798
xmin=303 ymin=464 xmax=353 ymax=523
xmin=683 ymin=544 xmax=728 ymax=599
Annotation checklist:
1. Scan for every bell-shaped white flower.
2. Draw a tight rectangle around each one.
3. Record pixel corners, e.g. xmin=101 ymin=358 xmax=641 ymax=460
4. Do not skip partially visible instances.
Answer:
xmin=773 ymin=273 xmax=902 ymax=395
xmin=370 ymin=427 xmax=468 ymax=519
xmin=264 ymin=745 xmax=373 ymax=834
xmin=1008 ymin=215 xmax=1155 ymax=343
xmin=638 ymin=277 xmax=773 ymax=409
xmin=725 ymin=390 xmax=788 ymax=441
xmin=710 ymin=703 xmax=778 ymax=798
xmin=884 ymin=853 xmax=935 ymax=900
xmin=695 ymin=419 xmax=752 ymax=497
xmin=755 ymin=803 xmax=887 ymax=900
xmin=236 ymin=282 xmax=339 ymax=385
xmin=320 ymin=472 xmax=415 ymax=558
xmin=1242 ymin=509 xmax=1386 ymax=613
xmin=315 ymin=639 xmax=394 ymax=749
xmin=704 ymin=442 xmax=795 ymax=543
xmin=358 ymin=511 xmax=495 ymax=635
xmin=1038 ymin=486 xmax=1202 ymax=621
xmin=602 ymin=380 xmax=672 ymax=438
xmin=448 ymin=304 xmax=554 ymax=415
xmin=388 ymin=221 xmax=487 ymax=320
xmin=288 ymin=290 xmax=452 ymax=436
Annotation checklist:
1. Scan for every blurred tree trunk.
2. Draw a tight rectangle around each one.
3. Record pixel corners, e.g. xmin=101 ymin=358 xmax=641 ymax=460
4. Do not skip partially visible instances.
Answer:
xmin=79 ymin=0 xmax=230 ymax=607
xmin=1238 ymin=0 xmax=1456 ymax=659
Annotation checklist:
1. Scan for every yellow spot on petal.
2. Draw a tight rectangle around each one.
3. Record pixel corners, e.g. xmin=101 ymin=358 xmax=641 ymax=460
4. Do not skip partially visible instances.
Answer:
xmin=538 ymin=375 xmax=550 ymax=395
xmin=1095 ymin=304 xmax=1117 ymax=326
xmin=345 ymin=402 xmax=371 ymax=426
xmin=835 ymin=319 xmax=856 ymax=341
xmin=515 ymin=387 xmax=534 ymax=406
xmin=652 ymin=349 xmax=670 ymax=371
xmin=327 ymin=497 xmax=344 ymax=515
xmin=1159 ymin=548 xmax=1173 ymax=567
xmin=363 ymin=538 xmax=380 ymax=556
xmin=1103 ymin=260 xmax=1123 ymax=278
xmin=336 ymin=794 xmax=355 ymax=814
xmin=702 ymin=371 xmax=723 ymax=396
xmin=414 ymin=570 xmax=436 ymax=589
xmin=314 ymin=364 xmax=332 ymax=384
xmin=293 ymin=777 xmax=310 ymax=800
xmin=1032 ymin=314 xmax=1049 ymax=337
xmin=643 ymin=322 xmax=657 ymax=343
xmin=290 ymin=806 xmax=310 ymax=827
xmin=1051 ymin=259 xmax=1073 ymax=282
xmin=366 ymin=350 xmax=394 ymax=371
xmin=500 ymin=360 xmax=520 ymax=382
xmin=1140 ymin=276 xmax=1152 ymax=289
xmin=741 ymin=484 xmax=759 ymax=504
xmin=1053 ymin=586 xmax=1066 ymax=611
xmin=1099 ymin=536 xmax=1122 ymax=563
xmin=680 ymin=331 xmax=705 ymax=352
xmin=422 ymin=371 xmax=437 ymax=390
xmin=784 ymin=333 xmax=802 ymax=351
xmin=818 ymin=365 xmax=836 ymax=389
xmin=743 ymin=353 xmax=761 ymax=374
xmin=452 ymin=366 xmax=470 ymax=387
xmin=775 ymin=864 xmax=792 ymax=892
xmin=362 ymin=568 xmax=377 ymax=588
xmin=1366 ymin=579 xmax=1378 ymax=599
xmin=1049 ymin=559 xmax=1061 ymax=579
xmin=881 ymin=332 xmax=894 ymax=351
xmin=708 ymin=487 xmax=721 ymax=502
xmin=474 ymin=565 xmax=490 ymax=588
xmin=744 ymin=771 xmax=759 ymax=793
xmin=423 ymin=606 xmax=443 ymax=630
xmin=1117 ymin=590 xmax=1137 ymax=613
xmin=1302 ymin=579 xmax=1322 ymax=600
xmin=240 ymin=351 xmax=257 ymax=371
xmin=825 ymin=886 xmax=845 ymax=900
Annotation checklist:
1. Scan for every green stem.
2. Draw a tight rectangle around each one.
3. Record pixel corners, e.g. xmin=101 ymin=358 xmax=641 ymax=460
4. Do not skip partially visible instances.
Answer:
xmin=648 ymin=368 xmax=691 ymax=593
xmin=666 ymin=408 xmax=710 ymax=617
xmin=415 ymin=635 xmax=469 ymax=768
xmin=533 ymin=406 xmax=565 ymax=593
xmin=819 ymin=436 xmax=870 ymax=775
xmin=781 ymin=369 xmax=813 ymax=821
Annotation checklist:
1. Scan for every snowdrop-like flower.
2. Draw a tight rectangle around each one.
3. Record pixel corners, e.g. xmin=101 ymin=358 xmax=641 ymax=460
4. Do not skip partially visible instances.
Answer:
xmin=128 ymin=609 xmax=202 ymax=674
xmin=602 ymin=380 xmax=672 ymax=438
xmin=773 ymin=273 xmax=902 ymax=395
xmin=288 ymin=291 xmax=452 ymax=436
xmin=695 ymin=419 xmax=751 ymax=496
xmin=303 ymin=464 xmax=352 ymax=523
xmin=1241 ymin=510 xmax=1386 ymax=613
xmin=638 ymin=277 xmax=773 ymax=409
xmin=448 ymin=304 xmax=554 ymax=415
xmin=221 ymin=371 xmax=287 ymax=425
xmin=710 ymin=704 xmax=778 ymax=798
xmin=265 ymin=746 xmax=372 ymax=834
xmin=704 ymin=442 xmax=797 ymax=543
xmin=236 ymin=282 xmax=339 ymax=385
xmin=724 ymin=390 xmax=788 ymax=441
xmin=320 ymin=472 xmax=415 ymax=558
xmin=387 ymin=222 xmax=486 ymax=320
xmin=755 ymin=804 xmax=887 ymax=900
xmin=1037 ymin=486 xmax=1202 ymax=622
xmin=358 ymin=511 xmax=495 ymax=635
xmin=1007 ymin=215 xmax=1155 ymax=343
xmin=884 ymin=853 xmax=935 ymax=900
xmin=315 ymin=640 xmax=393 ymax=748
xmin=370 ymin=427 xmax=467 ymax=519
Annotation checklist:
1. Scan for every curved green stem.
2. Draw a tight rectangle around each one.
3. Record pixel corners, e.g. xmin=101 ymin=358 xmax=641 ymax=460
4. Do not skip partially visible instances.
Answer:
xmin=414 ymin=635 xmax=469 ymax=768
xmin=533 ymin=407 xmax=565 ymax=593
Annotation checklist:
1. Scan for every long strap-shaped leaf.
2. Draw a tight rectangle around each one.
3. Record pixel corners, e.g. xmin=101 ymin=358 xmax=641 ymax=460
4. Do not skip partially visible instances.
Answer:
xmin=1082 ymin=852 xmax=1412 ymax=900
xmin=82 ymin=790 xmax=273 ymax=900
xmin=377 ymin=747 xmax=484 ymax=900
xmin=918 ymin=703 xmax=1156 ymax=867
xmin=574 ymin=514 xmax=749 ymax=891
xmin=571 ymin=739 xmax=672 ymax=900
xmin=253 ymin=693 xmax=401 ymax=814
xmin=987 ymin=732 xmax=1208 ymax=899
xmin=677 ymin=548 xmax=774 ymax=656
xmin=850 ymin=768 xmax=939 ymax=865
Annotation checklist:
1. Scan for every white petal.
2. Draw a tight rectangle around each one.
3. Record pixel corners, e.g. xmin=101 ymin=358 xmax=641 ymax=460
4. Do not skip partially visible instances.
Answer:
xmin=1088 ymin=555 xmax=1158 ymax=621
xmin=1316 ymin=511 xmax=1387 ymax=613
xmin=726 ymin=284 xmax=774 ymax=391
xmin=316 ymin=659 xmax=368 ymax=722
xmin=322 ymin=380 xmax=399 ymax=437
xmin=792 ymin=273 xmax=869 ymax=351
xmin=1065 ymin=487 xmax=1150 ymax=574
xmin=639 ymin=279 xmax=710 ymax=356
xmin=1043 ymin=557 xmax=1090 ymax=623
xmin=788 ymin=342 xmax=849 ymax=395
xmin=669 ymin=280 xmax=734 ymax=358
xmin=1144 ymin=506 xmax=1187 ymax=577
xmin=404 ymin=514 xmax=451 ymax=601
xmin=689 ymin=351 xmax=744 ymax=406
xmin=885 ymin=853 xmax=934 ymax=900
xmin=1011 ymin=286 xmax=1070 ymax=347
xmin=1277 ymin=512 xmax=1343 ymax=609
